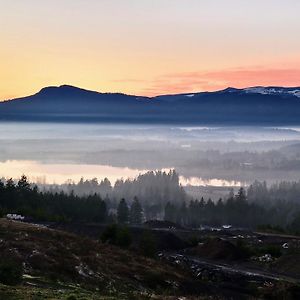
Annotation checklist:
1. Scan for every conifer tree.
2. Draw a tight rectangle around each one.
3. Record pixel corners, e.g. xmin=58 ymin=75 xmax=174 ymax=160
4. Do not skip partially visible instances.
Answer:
xmin=117 ymin=198 xmax=129 ymax=224
xmin=130 ymin=196 xmax=143 ymax=225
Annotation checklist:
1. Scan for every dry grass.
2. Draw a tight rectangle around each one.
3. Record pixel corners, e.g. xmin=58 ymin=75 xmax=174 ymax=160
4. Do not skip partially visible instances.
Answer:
xmin=0 ymin=219 xmax=189 ymax=298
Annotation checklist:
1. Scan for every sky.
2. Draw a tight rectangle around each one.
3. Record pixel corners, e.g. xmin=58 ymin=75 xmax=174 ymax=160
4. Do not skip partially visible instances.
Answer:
xmin=1 ymin=0 xmax=300 ymax=99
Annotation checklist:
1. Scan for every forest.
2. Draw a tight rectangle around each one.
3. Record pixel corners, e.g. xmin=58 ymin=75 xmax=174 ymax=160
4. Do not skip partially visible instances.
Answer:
xmin=1 ymin=172 xmax=300 ymax=233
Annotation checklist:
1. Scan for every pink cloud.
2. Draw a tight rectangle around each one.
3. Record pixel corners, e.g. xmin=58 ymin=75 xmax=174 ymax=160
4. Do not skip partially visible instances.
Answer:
xmin=140 ymin=67 xmax=300 ymax=96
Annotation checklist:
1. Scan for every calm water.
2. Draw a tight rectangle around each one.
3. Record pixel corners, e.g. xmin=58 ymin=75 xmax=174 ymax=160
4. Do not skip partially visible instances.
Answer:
xmin=1 ymin=122 xmax=300 ymax=186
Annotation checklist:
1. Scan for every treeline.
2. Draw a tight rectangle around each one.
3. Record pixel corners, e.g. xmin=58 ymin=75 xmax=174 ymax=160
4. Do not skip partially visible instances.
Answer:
xmin=0 ymin=176 xmax=107 ymax=222
xmin=164 ymin=188 xmax=266 ymax=228
xmin=248 ymin=180 xmax=300 ymax=206
xmin=0 ymin=176 xmax=148 ymax=224
xmin=247 ymin=180 xmax=300 ymax=230
xmin=42 ymin=170 xmax=187 ymax=207
xmin=163 ymin=183 xmax=300 ymax=232
xmin=2 ymin=174 xmax=300 ymax=233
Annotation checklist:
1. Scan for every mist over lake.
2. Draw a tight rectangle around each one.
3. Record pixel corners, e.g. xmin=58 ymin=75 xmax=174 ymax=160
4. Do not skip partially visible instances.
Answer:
xmin=1 ymin=122 xmax=300 ymax=194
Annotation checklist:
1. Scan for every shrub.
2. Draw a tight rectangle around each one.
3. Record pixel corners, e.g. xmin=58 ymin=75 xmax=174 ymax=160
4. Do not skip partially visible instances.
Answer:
xmin=258 ymin=245 xmax=282 ymax=257
xmin=101 ymin=224 xmax=118 ymax=244
xmin=139 ymin=231 xmax=156 ymax=258
xmin=0 ymin=258 xmax=23 ymax=285
xmin=144 ymin=270 xmax=167 ymax=289
xmin=235 ymin=238 xmax=255 ymax=258
xmin=257 ymin=224 xmax=286 ymax=234
xmin=101 ymin=224 xmax=132 ymax=248
xmin=116 ymin=226 xmax=132 ymax=248
xmin=65 ymin=295 xmax=77 ymax=300
xmin=188 ymin=235 xmax=201 ymax=247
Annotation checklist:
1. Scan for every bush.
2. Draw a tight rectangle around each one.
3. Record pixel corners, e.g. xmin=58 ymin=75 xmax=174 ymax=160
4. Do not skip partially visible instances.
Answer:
xmin=143 ymin=270 xmax=167 ymax=289
xmin=101 ymin=224 xmax=132 ymax=249
xmin=139 ymin=231 xmax=156 ymax=258
xmin=101 ymin=224 xmax=118 ymax=244
xmin=235 ymin=238 xmax=255 ymax=258
xmin=258 ymin=245 xmax=282 ymax=257
xmin=257 ymin=224 xmax=286 ymax=234
xmin=65 ymin=295 xmax=77 ymax=300
xmin=0 ymin=258 xmax=23 ymax=285
xmin=188 ymin=235 xmax=201 ymax=247
xmin=116 ymin=226 xmax=132 ymax=248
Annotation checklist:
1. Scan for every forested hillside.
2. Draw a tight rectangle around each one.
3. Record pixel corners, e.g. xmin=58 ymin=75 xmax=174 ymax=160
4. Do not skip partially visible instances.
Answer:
xmin=1 ymin=173 xmax=300 ymax=233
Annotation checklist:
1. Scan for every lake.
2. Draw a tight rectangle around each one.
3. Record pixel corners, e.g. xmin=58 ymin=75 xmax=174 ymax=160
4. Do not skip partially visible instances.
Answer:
xmin=1 ymin=122 xmax=300 ymax=187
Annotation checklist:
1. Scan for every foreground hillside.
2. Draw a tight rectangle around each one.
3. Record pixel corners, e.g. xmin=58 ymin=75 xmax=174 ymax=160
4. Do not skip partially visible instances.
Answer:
xmin=0 ymin=219 xmax=198 ymax=299
xmin=2 ymin=218 xmax=300 ymax=299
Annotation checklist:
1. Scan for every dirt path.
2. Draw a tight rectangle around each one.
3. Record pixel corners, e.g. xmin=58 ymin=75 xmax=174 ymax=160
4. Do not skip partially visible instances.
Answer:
xmin=163 ymin=252 xmax=300 ymax=284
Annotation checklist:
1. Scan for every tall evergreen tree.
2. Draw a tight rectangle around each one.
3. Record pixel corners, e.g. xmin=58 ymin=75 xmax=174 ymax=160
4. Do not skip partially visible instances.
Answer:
xmin=117 ymin=198 xmax=129 ymax=224
xmin=178 ymin=201 xmax=188 ymax=225
xmin=236 ymin=187 xmax=246 ymax=202
xmin=164 ymin=202 xmax=176 ymax=222
xmin=130 ymin=196 xmax=143 ymax=225
xmin=17 ymin=175 xmax=30 ymax=191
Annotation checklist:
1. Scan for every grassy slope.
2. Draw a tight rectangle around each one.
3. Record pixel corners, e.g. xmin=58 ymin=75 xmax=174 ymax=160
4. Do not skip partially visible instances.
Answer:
xmin=2 ymin=219 xmax=300 ymax=299
xmin=0 ymin=219 xmax=195 ymax=299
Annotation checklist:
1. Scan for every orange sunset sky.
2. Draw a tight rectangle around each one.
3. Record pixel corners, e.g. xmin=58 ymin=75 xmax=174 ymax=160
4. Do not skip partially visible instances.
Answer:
xmin=1 ymin=0 xmax=300 ymax=99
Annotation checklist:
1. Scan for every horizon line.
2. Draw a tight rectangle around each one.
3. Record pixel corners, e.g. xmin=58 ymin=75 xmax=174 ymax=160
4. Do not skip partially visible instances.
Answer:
xmin=2 ymin=83 xmax=300 ymax=102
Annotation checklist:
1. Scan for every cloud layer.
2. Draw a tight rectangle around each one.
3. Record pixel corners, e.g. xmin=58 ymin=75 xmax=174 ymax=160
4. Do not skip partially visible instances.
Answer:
xmin=141 ymin=67 xmax=300 ymax=96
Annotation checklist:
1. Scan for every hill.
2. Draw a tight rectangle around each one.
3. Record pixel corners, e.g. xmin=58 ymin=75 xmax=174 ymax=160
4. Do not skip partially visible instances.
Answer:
xmin=2 ymin=219 xmax=300 ymax=299
xmin=0 ymin=219 xmax=195 ymax=299
xmin=1 ymin=85 xmax=300 ymax=125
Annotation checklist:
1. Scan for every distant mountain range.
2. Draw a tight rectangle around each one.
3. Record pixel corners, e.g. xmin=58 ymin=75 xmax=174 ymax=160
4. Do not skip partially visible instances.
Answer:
xmin=1 ymin=85 xmax=300 ymax=125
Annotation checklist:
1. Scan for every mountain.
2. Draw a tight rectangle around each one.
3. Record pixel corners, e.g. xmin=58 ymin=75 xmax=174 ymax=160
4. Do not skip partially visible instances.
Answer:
xmin=1 ymin=85 xmax=300 ymax=125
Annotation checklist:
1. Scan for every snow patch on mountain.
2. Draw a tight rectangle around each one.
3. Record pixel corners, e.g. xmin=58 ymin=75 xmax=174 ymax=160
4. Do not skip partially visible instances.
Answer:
xmin=243 ymin=87 xmax=300 ymax=98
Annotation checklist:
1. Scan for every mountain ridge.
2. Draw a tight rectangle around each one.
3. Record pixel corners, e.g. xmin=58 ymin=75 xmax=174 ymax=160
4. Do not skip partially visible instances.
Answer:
xmin=1 ymin=85 xmax=300 ymax=125
xmin=4 ymin=84 xmax=300 ymax=102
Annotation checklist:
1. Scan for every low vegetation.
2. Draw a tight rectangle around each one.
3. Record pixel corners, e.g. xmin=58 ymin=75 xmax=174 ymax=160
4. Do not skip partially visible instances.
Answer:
xmin=0 ymin=258 xmax=23 ymax=286
xmin=0 ymin=219 xmax=200 ymax=299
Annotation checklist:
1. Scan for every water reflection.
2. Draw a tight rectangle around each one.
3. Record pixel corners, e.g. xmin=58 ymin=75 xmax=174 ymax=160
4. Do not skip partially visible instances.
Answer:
xmin=0 ymin=160 xmax=241 ymax=187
